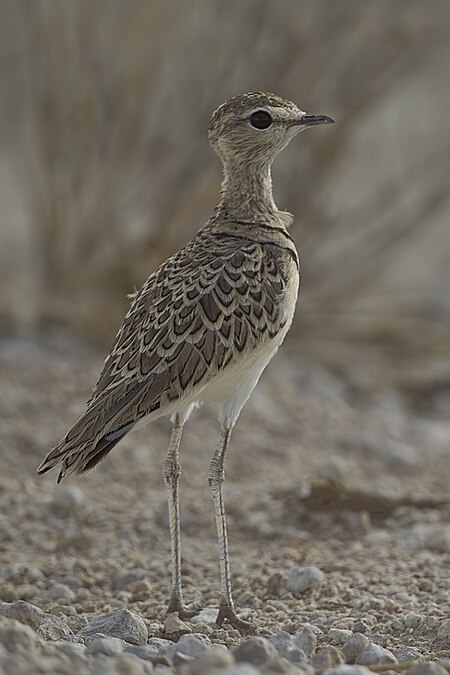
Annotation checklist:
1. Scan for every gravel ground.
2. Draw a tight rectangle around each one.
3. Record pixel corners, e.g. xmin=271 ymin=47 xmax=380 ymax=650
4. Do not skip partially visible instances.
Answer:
xmin=0 ymin=333 xmax=449 ymax=675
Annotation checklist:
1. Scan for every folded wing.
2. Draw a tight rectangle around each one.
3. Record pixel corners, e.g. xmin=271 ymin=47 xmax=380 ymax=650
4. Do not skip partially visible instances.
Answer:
xmin=37 ymin=231 xmax=287 ymax=481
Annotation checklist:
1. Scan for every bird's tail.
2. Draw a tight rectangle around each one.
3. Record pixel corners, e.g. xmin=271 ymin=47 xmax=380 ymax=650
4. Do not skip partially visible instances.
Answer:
xmin=37 ymin=380 xmax=153 ymax=482
xmin=37 ymin=428 xmax=131 ymax=483
xmin=36 ymin=396 xmax=136 ymax=483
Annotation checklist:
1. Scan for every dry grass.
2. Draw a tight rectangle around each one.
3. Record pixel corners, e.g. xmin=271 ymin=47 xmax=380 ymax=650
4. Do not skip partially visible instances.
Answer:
xmin=0 ymin=0 xmax=449 ymax=370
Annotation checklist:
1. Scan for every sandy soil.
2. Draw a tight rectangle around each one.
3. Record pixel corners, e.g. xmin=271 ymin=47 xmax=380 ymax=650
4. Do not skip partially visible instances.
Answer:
xmin=0 ymin=333 xmax=449 ymax=674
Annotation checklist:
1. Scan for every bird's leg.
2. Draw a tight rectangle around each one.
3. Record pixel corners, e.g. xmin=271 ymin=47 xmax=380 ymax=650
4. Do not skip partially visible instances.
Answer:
xmin=162 ymin=414 xmax=197 ymax=620
xmin=208 ymin=425 xmax=251 ymax=632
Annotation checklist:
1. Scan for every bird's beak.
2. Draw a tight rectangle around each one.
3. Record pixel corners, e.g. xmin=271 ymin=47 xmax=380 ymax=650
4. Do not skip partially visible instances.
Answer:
xmin=292 ymin=113 xmax=335 ymax=127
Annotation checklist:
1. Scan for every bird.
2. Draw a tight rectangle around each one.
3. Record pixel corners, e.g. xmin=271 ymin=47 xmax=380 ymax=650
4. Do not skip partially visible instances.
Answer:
xmin=37 ymin=92 xmax=334 ymax=631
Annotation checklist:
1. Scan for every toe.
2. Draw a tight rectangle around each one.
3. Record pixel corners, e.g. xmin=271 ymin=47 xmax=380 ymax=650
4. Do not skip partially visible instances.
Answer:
xmin=216 ymin=604 xmax=252 ymax=633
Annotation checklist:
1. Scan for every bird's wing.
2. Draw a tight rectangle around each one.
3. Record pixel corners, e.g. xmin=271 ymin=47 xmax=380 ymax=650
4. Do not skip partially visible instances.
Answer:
xmin=37 ymin=229 xmax=289 ymax=480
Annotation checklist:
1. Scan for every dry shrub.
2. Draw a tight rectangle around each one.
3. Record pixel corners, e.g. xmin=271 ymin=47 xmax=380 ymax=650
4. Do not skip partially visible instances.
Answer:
xmin=0 ymin=0 xmax=449 ymax=376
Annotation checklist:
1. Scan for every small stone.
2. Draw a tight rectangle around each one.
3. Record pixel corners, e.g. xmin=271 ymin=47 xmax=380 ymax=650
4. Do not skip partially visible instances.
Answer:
xmin=269 ymin=631 xmax=308 ymax=663
xmin=269 ymin=631 xmax=295 ymax=657
xmin=53 ymin=485 xmax=85 ymax=513
xmin=147 ymin=636 xmax=173 ymax=651
xmin=53 ymin=640 xmax=87 ymax=657
xmin=77 ymin=609 xmax=147 ymax=645
xmin=0 ymin=617 xmax=38 ymax=653
xmin=405 ymin=614 xmax=422 ymax=629
xmin=390 ymin=619 xmax=404 ymax=633
xmin=57 ymin=575 xmax=82 ymax=588
xmin=48 ymin=583 xmax=76 ymax=601
xmin=394 ymin=647 xmax=422 ymax=662
xmin=15 ymin=584 xmax=38 ymax=601
xmin=380 ymin=440 xmax=420 ymax=470
xmin=190 ymin=607 xmax=219 ymax=625
xmin=356 ymin=643 xmax=397 ymax=666
xmin=174 ymin=634 xmax=209 ymax=658
xmin=0 ymin=601 xmax=44 ymax=630
xmin=163 ymin=612 xmax=191 ymax=638
xmin=423 ymin=527 xmax=450 ymax=553
xmin=113 ymin=568 xmax=152 ymax=591
xmin=153 ymin=656 xmax=173 ymax=668
xmin=294 ymin=627 xmax=317 ymax=659
xmin=37 ymin=615 xmax=72 ymax=641
xmin=316 ymin=456 xmax=352 ymax=482
xmin=234 ymin=637 xmax=278 ymax=666
xmin=434 ymin=635 xmax=450 ymax=651
xmin=327 ymin=628 xmax=353 ymax=646
xmin=77 ymin=588 xmax=91 ymax=601
xmin=114 ymin=652 xmax=148 ymax=674
xmin=19 ymin=655 xmax=68 ymax=674
xmin=438 ymin=619 xmax=450 ymax=637
xmin=0 ymin=588 xmax=18 ymax=602
xmin=343 ymin=633 xmax=370 ymax=663
xmin=124 ymin=644 xmax=160 ymax=661
xmin=129 ymin=579 xmax=153 ymax=597
xmin=324 ymin=667 xmax=373 ymax=675
xmin=268 ymin=566 xmax=325 ymax=596
xmin=23 ymin=566 xmax=44 ymax=583
xmin=277 ymin=655 xmax=311 ymax=673
xmin=187 ymin=646 xmax=234 ymax=674
xmin=67 ymin=615 xmax=88 ymax=633
xmin=86 ymin=635 xmax=124 ymax=656
xmin=313 ymin=646 xmax=345 ymax=669
xmin=285 ymin=648 xmax=307 ymax=665
xmin=406 ymin=664 xmax=448 ymax=675
xmin=174 ymin=651 xmax=195 ymax=666
xmin=190 ymin=622 xmax=214 ymax=637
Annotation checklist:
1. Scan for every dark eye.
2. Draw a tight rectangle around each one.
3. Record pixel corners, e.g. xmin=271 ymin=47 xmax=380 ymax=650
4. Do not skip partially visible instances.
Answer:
xmin=249 ymin=110 xmax=272 ymax=130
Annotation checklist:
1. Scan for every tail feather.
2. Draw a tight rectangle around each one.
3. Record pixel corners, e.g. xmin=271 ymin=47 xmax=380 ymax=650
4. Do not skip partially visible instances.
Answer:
xmin=37 ymin=384 xmax=145 ymax=481
xmin=77 ymin=431 xmax=128 ymax=474
xmin=75 ymin=421 xmax=135 ymax=475
xmin=55 ymin=429 xmax=129 ymax=483
xmin=37 ymin=420 xmax=135 ymax=482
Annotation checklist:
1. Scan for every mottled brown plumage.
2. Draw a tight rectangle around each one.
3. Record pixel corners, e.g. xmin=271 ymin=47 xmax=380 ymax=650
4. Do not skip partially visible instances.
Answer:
xmin=37 ymin=92 xmax=334 ymax=630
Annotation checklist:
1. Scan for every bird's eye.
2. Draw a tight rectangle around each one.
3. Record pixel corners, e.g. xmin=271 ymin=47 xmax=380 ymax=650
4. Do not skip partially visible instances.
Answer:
xmin=249 ymin=110 xmax=273 ymax=130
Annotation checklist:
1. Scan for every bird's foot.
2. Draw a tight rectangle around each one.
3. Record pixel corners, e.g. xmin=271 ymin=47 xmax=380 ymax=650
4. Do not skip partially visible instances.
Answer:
xmin=216 ymin=602 xmax=252 ymax=633
xmin=166 ymin=596 xmax=201 ymax=621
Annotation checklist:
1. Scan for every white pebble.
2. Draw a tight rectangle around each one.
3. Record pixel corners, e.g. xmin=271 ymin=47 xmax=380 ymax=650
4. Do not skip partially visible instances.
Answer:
xmin=327 ymin=628 xmax=353 ymax=646
xmin=356 ymin=643 xmax=397 ymax=666
xmin=48 ymin=583 xmax=75 ymax=601
xmin=285 ymin=566 xmax=325 ymax=594
xmin=86 ymin=635 xmax=124 ymax=656
xmin=53 ymin=485 xmax=85 ymax=513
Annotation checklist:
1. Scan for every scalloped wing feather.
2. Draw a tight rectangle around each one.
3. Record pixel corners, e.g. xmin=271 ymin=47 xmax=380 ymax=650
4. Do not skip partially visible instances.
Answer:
xmin=37 ymin=227 xmax=297 ymax=480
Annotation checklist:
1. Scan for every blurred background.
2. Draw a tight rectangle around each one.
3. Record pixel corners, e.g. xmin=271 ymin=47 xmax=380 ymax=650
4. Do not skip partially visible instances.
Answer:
xmin=1 ymin=0 xmax=450 ymax=388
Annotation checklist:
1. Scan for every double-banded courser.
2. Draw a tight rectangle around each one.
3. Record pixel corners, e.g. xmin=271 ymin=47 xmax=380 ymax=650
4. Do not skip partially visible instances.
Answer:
xmin=37 ymin=93 xmax=334 ymax=630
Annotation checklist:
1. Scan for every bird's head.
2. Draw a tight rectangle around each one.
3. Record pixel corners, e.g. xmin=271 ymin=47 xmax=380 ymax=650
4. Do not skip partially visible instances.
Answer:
xmin=208 ymin=92 xmax=334 ymax=167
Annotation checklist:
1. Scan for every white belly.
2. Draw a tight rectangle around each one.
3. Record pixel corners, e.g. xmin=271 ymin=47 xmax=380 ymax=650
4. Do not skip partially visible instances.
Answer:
xmin=202 ymin=275 xmax=299 ymax=427
xmin=200 ymin=335 xmax=281 ymax=427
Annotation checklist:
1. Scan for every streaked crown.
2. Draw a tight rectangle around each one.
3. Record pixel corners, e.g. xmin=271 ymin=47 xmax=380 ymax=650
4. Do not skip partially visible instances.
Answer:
xmin=208 ymin=92 xmax=334 ymax=164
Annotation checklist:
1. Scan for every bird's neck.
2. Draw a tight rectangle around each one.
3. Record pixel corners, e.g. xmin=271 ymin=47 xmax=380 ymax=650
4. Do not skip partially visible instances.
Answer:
xmin=218 ymin=159 xmax=277 ymax=221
